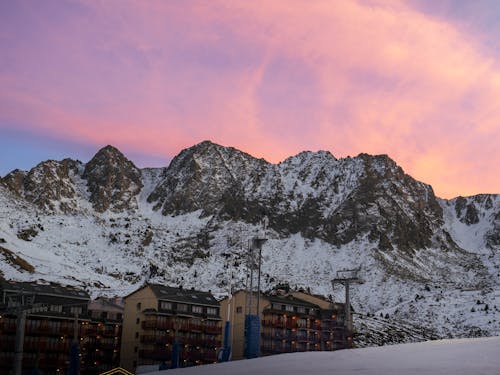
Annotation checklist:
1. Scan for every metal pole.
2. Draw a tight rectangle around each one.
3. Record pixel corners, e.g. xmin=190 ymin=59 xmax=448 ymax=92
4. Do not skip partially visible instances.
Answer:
xmin=13 ymin=308 xmax=26 ymax=375
xmin=73 ymin=311 xmax=79 ymax=342
xmin=345 ymin=282 xmax=351 ymax=332
xmin=248 ymin=241 xmax=254 ymax=315
xmin=256 ymin=244 xmax=262 ymax=315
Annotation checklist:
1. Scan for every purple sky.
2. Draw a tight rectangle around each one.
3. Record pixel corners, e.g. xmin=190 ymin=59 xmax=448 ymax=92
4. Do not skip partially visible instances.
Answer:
xmin=1 ymin=0 xmax=499 ymax=198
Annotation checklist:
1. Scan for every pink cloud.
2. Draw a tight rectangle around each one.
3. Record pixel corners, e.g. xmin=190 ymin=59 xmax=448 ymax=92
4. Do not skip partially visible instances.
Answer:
xmin=0 ymin=0 xmax=498 ymax=197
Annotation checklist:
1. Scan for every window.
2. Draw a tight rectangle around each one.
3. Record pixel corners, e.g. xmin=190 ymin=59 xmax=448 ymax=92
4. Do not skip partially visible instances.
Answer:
xmin=70 ymin=306 xmax=82 ymax=315
xmin=49 ymin=305 xmax=62 ymax=313
xmin=272 ymin=303 xmax=282 ymax=310
xmin=160 ymin=301 xmax=172 ymax=310
xmin=285 ymin=305 xmax=294 ymax=312
xmin=236 ymin=306 xmax=243 ymax=314
xmin=192 ymin=306 xmax=203 ymax=314
xmin=297 ymin=307 xmax=305 ymax=314
xmin=135 ymin=332 xmax=139 ymax=339
xmin=136 ymin=302 xmax=141 ymax=311
xmin=134 ymin=346 xmax=138 ymax=353
xmin=177 ymin=304 xmax=188 ymax=312
xmin=207 ymin=307 xmax=218 ymax=316
xmin=136 ymin=318 xmax=140 ymax=324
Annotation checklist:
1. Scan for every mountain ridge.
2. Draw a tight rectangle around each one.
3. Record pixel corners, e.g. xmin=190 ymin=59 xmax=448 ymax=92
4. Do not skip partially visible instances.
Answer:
xmin=0 ymin=141 xmax=498 ymax=345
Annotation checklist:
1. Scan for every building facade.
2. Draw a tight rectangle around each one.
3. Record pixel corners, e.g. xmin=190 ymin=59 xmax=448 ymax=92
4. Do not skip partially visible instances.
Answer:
xmin=0 ymin=280 xmax=87 ymax=373
xmin=220 ymin=290 xmax=352 ymax=360
xmin=120 ymin=284 xmax=222 ymax=372
xmin=0 ymin=280 xmax=125 ymax=374
xmin=85 ymin=297 xmax=124 ymax=373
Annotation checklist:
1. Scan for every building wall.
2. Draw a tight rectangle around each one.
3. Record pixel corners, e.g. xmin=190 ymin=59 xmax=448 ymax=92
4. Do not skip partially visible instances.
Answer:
xmin=220 ymin=291 xmax=269 ymax=360
xmin=86 ymin=300 xmax=123 ymax=373
xmin=221 ymin=291 xmax=353 ymax=360
xmin=120 ymin=286 xmax=157 ymax=371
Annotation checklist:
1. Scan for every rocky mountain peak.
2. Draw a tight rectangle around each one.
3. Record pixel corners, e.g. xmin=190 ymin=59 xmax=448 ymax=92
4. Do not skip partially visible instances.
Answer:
xmin=1 ymin=159 xmax=81 ymax=211
xmin=82 ymin=145 xmax=143 ymax=212
xmin=1 ymin=169 xmax=26 ymax=196
xmin=147 ymin=140 xmax=271 ymax=216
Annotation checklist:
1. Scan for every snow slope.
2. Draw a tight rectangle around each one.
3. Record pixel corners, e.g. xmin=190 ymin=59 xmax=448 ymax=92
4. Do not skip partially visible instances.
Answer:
xmin=148 ymin=336 xmax=500 ymax=375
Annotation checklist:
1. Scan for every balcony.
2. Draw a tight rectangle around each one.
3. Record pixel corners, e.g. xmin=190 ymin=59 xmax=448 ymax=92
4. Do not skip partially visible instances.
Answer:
xmin=189 ymin=323 xmax=204 ymax=331
xmin=142 ymin=335 xmax=174 ymax=345
xmin=0 ymin=322 xmax=17 ymax=333
xmin=204 ymin=325 xmax=222 ymax=334
xmin=139 ymin=349 xmax=171 ymax=361
xmin=82 ymin=326 xmax=98 ymax=335
xmin=36 ymin=358 xmax=69 ymax=369
xmin=262 ymin=320 xmax=285 ymax=328
xmin=102 ymin=328 xmax=116 ymax=336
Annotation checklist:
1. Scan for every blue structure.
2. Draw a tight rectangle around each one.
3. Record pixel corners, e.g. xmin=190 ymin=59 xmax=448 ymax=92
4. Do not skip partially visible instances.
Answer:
xmin=171 ymin=341 xmax=180 ymax=369
xmin=244 ymin=314 xmax=260 ymax=359
xmin=218 ymin=321 xmax=232 ymax=362
xmin=68 ymin=343 xmax=80 ymax=375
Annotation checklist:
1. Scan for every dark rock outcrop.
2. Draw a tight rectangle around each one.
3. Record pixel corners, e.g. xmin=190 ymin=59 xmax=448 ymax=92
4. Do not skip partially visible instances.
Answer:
xmin=82 ymin=145 xmax=143 ymax=212
xmin=2 ymin=159 xmax=80 ymax=211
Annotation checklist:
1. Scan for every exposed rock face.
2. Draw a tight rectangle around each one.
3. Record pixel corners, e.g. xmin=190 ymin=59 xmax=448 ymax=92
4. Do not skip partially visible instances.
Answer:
xmin=2 ymin=159 xmax=80 ymax=211
xmin=324 ymin=154 xmax=444 ymax=252
xmin=147 ymin=141 xmax=272 ymax=217
xmin=454 ymin=196 xmax=480 ymax=225
xmin=1 ymin=141 xmax=496 ymax=257
xmin=82 ymin=145 xmax=143 ymax=212
xmin=147 ymin=141 xmax=452 ymax=252
xmin=449 ymin=194 xmax=500 ymax=249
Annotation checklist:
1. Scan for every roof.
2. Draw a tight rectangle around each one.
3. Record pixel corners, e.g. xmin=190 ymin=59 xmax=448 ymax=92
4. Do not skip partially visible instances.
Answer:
xmin=0 ymin=280 xmax=89 ymax=300
xmin=265 ymin=294 xmax=320 ymax=309
xmin=88 ymin=297 xmax=124 ymax=312
xmin=127 ymin=283 xmax=219 ymax=307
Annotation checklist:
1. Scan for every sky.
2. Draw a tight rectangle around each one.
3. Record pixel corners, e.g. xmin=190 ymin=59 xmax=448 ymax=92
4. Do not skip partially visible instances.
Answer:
xmin=0 ymin=0 xmax=499 ymax=199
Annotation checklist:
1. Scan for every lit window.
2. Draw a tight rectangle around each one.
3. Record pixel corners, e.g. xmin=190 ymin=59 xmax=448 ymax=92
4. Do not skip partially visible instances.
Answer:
xmin=192 ymin=306 xmax=203 ymax=314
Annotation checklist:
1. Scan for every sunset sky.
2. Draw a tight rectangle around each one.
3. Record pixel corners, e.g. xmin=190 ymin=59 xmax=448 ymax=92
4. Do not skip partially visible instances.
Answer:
xmin=1 ymin=0 xmax=499 ymax=198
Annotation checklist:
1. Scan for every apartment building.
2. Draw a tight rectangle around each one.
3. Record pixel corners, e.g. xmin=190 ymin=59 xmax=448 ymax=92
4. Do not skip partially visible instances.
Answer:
xmin=85 ymin=297 xmax=124 ymax=374
xmin=220 ymin=290 xmax=352 ymax=360
xmin=120 ymin=284 xmax=222 ymax=372
xmin=0 ymin=280 xmax=90 ymax=373
xmin=0 ymin=280 xmax=127 ymax=374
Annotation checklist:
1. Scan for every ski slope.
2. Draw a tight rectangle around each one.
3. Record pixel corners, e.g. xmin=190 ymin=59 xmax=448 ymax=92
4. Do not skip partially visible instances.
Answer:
xmin=150 ymin=336 xmax=500 ymax=375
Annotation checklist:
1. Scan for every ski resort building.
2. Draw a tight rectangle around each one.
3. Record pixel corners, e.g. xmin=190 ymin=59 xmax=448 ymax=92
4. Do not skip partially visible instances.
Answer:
xmin=220 ymin=290 xmax=352 ymax=360
xmin=0 ymin=280 xmax=123 ymax=374
xmin=120 ymin=284 xmax=222 ymax=372
xmin=86 ymin=297 xmax=124 ymax=373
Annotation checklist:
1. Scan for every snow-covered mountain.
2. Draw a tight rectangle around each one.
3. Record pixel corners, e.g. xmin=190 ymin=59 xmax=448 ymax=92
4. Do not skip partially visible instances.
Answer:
xmin=0 ymin=141 xmax=498 ymax=345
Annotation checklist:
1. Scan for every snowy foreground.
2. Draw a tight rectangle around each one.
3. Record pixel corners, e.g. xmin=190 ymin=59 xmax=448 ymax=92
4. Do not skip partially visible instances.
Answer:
xmin=150 ymin=337 xmax=500 ymax=375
